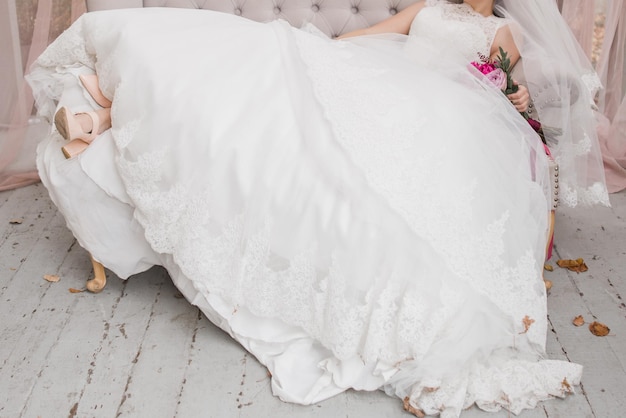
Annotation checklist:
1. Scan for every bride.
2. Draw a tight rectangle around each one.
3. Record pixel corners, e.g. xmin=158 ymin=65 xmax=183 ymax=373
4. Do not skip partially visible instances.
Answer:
xmin=28 ymin=0 xmax=608 ymax=416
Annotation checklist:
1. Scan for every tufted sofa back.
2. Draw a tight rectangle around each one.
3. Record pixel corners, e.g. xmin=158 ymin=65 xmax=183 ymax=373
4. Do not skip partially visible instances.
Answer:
xmin=86 ymin=0 xmax=419 ymax=37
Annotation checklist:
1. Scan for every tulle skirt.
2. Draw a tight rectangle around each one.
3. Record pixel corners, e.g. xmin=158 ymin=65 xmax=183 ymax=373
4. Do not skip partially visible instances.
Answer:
xmin=29 ymin=8 xmax=581 ymax=417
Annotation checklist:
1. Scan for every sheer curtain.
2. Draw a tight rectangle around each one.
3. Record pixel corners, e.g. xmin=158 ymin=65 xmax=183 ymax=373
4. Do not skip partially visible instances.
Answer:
xmin=594 ymin=0 xmax=626 ymax=193
xmin=560 ymin=0 xmax=626 ymax=193
xmin=0 ymin=0 xmax=85 ymax=191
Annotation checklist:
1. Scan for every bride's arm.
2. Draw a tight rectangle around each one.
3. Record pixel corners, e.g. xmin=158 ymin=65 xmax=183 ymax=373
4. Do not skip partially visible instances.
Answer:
xmin=336 ymin=1 xmax=426 ymax=39
xmin=492 ymin=25 xmax=530 ymax=112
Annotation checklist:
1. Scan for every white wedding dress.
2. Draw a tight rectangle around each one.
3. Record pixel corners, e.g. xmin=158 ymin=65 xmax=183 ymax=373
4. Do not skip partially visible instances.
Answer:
xmin=29 ymin=1 xmax=582 ymax=416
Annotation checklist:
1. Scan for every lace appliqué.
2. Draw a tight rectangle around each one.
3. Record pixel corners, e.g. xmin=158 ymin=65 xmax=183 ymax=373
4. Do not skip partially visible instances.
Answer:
xmin=560 ymin=182 xmax=610 ymax=207
xmin=581 ymin=71 xmax=603 ymax=97
xmin=413 ymin=1 xmax=507 ymax=62
xmin=554 ymin=131 xmax=610 ymax=207
xmin=403 ymin=353 xmax=582 ymax=417
xmin=34 ymin=16 xmax=95 ymax=71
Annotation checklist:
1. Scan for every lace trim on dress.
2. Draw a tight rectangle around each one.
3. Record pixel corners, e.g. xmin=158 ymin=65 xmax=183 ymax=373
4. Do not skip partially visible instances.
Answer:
xmin=422 ymin=0 xmax=507 ymax=60
xmin=560 ymin=182 xmax=611 ymax=207
xmin=582 ymin=71 xmax=603 ymax=98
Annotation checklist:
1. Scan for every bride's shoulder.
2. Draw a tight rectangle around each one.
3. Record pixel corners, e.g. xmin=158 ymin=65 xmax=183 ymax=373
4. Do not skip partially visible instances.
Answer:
xmin=491 ymin=20 xmax=521 ymax=63
xmin=493 ymin=17 xmax=522 ymax=45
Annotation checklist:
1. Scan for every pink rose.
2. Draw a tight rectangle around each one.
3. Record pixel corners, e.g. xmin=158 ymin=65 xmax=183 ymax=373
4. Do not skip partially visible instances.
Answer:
xmin=471 ymin=61 xmax=497 ymax=75
xmin=485 ymin=68 xmax=507 ymax=91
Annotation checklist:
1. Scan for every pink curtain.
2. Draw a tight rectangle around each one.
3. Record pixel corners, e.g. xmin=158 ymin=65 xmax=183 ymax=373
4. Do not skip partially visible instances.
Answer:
xmin=597 ymin=1 xmax=626 ymax=120
xmin=0 ymin=0 xmax=86 ymax=191
xmin=559 ymin=0 xmax=596 ymax=60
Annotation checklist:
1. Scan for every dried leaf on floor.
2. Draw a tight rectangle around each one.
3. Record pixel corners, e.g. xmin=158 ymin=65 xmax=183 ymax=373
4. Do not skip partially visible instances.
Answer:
xmin=544 ymin=264 xmax=554 ymax=272
xmin=69 ymin=288 xmax=85 ymax=293
xmin=9 ymin=218 xmax=23 ymax=225
xmin=43 ymin=274 xmax=60 ymax=283
xmin=403 ymin=397 xmax=425 ymax=418
xmin=556 ymin=258 xmax=588 ymax=273
xmin=519 ymin=315 xmax=535 ymax=334
xmin=572 ymin=315 xmax=585 ymax=327
xmin=589 ymin=321 xmax=610 ymax=337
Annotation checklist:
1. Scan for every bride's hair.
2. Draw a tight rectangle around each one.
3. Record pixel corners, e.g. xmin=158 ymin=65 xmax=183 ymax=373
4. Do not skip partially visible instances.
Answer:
xmin=493 ymin=1 xmax=505 ymax=18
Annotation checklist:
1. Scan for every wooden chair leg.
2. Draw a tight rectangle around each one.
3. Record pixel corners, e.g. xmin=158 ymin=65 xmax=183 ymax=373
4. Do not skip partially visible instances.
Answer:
xmin=544 ymin=155 xmax=558 ymax=292
xmin=544 ymin=210 xmax=556 ymax=291
xmin=546 ymin=210 xmax=555 ymax=260
xmin=86 ymin=254 xmax=106 ymax=293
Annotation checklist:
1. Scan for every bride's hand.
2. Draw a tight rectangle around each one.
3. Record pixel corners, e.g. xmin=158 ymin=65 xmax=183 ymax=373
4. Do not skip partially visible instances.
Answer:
xmin=507 ymin=81 xmax=530 ymax=113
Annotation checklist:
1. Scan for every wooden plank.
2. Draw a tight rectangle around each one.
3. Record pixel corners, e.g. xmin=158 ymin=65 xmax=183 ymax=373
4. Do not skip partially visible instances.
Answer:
xmin=0 ymin=184 xmax=58 ymax=299
xmin=0 ymin=211 xmax=87 ymax=416
xmin=73 ymin=267 xmax=168 ymax=417
xmin=0 ymin=210 xmax=75 ymax=367
xmin=18 ymin=266 xmax=167 ymax=417
xmin=176 ymin=315 xmax=357 ymax=418
xmin=543 ymin=316 xmax=596 ymax=418
xmin=0 ymin=184 xmax=50 ymax=241
xmin=542 ymin=243 xmax=596 ymax=418
xmin=553 ymin=199 xmax=626 ymax=368
xmin=545 ymin=203 xmax=626 ymax=418
xmin=175 ymin=313 xmax=255 ymax=417
xmin=17 ymin=244 xmax=119 ymax=417
xmin=113 ymin=271 xmax=199 ymax=417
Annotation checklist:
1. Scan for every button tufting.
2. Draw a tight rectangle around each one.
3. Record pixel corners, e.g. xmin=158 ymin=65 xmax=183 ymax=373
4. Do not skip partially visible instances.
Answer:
xmin=273 ymin=6 xmax=281 ymax=14
xmin=311 ymin=4 xmax=320 ymax=12
xmin=234 ymin=7 xmax=242 ymax=15
xmin=389 ymin=8 xmax=398 ymax=15
xmin=351 ymin=6 xmax=359 ymax=14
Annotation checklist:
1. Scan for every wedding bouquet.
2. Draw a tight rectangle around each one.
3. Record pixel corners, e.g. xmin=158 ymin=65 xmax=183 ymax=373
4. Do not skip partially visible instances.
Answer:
xmin=471 ymin=47 xmax=548 ymax=144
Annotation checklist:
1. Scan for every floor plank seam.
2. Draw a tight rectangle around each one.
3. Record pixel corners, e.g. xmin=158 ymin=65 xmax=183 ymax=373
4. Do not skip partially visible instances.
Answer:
xmin=173 ymin=308 xmax=203 ymax=417
xmin=577 ymin=382 xmax=597 ymax=418
xmin=1 ymin=278 xmax=57 ymax=372
xmin=605 ymin=278 xmax=626 ymax=315
xmin=546 ymin=310 xmax=597 ymax=416
xmin=237 ymin=353 xmax=251 ymax=416
xmin=71 ymin=280 xmax=128 ymax=416
xmin=546 ymin=315 xmax=574 ymax=363
xmin=114 ymin=283 xmax=164 ymax=417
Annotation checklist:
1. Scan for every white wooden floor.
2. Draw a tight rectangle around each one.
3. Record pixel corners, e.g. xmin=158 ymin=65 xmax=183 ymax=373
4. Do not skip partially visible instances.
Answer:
xmin=0 ymin=183 xmax=624 ymax=418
